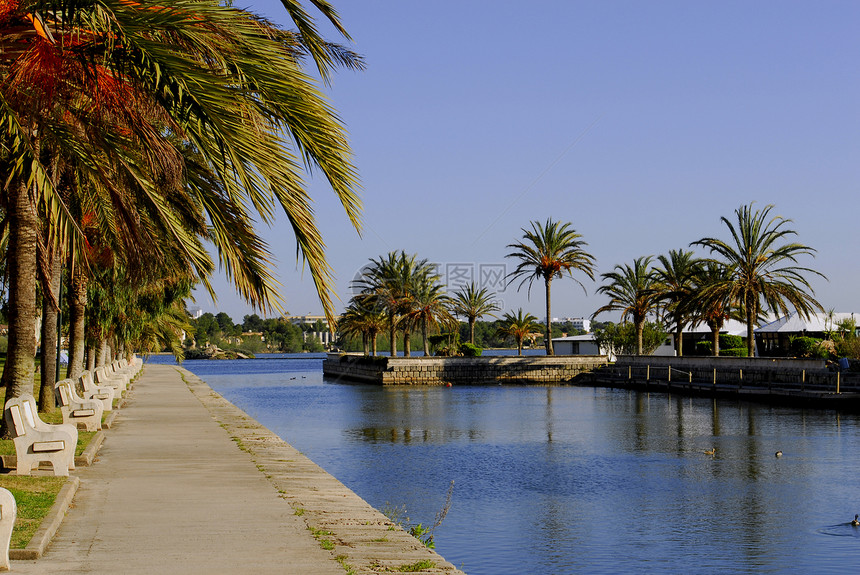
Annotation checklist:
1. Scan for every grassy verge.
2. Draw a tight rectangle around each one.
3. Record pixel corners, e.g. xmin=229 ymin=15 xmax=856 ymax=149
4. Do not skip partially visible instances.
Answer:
xmin=0 ymin=364 xmax=102 ymax=550
xmin=0 ymin=475 xmax=66 ymax=549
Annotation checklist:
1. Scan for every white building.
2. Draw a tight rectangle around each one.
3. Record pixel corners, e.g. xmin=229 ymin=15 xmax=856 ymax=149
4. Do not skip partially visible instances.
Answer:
xmin=544 ymin=317 xmax=591 ymax=332
xmin=552 ymin=334 xmax=604 ymax=355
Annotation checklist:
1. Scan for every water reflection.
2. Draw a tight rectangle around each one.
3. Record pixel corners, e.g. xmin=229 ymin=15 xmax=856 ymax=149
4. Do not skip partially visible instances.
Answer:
xmin=169 ymin=357 xmax=860 ymax=575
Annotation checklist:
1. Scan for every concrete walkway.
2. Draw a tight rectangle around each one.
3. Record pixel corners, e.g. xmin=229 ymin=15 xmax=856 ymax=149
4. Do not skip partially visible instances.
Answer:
xmin=11 ymin=364 xmax=465 ymax=575
xmin=10 ymin=364 xmax=344 ymax=574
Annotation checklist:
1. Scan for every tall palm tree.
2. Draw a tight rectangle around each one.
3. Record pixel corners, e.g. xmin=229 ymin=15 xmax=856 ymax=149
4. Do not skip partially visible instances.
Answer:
xmin=450 ymin=282 xmax=500 ymax=345
xmin=506 ymin=219 xmax=596 ymax=355
xmin=339 ymin=302 xmax=386 ymax=356
xmin=653 ymin=249 xmax=702 ymax=357
xmin=497 ymin=309 xmax=541 ymax=356
xmin=354 ymin=252 xmax=437 ymax=357
xmin=1 ymin=1 xmax=363 ymax=401
xmin=690 ymin=262 xmax=736 ymax=356
xmin=407 ymin=280 xmax=457 ymax=357
xmin=692 ymin=203 xmax=825 ymax=357
xmin=592 ymin=256 xmax=660 ymax=355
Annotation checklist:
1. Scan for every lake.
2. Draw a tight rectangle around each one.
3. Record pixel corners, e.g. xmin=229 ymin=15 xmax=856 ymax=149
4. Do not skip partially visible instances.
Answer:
xmin=149 ymin=354 xmax=860 ymax=574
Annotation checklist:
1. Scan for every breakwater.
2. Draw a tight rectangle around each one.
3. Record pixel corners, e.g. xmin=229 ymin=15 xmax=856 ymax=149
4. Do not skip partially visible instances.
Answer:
xmin=323 ymin=353 xmax=608 ymax=385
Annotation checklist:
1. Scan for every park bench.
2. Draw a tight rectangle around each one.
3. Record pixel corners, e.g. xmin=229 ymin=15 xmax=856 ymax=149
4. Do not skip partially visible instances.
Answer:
xmin=110 ymin=359 xmax=138 ymax=381
xmin=0 ymin=487 xmax=15 ymax=571
xmin=55 ymin=379 xmax=104 ymax=431
xmin=3 ymin=394 xmax=77 ymax=477
xmin=79 ymin=371 xmax=115 ymax=412
xmin=94 ymin=365 xmax=128 ymax=395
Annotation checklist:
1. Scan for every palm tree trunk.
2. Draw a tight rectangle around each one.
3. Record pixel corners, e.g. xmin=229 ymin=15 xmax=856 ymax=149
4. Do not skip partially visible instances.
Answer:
xmin=545 ymin=277 xmax=554 ymax=356
xmin=86 ymin=348 xmax=95 ymax=372
xmin=636 ymin=320 xmax=645 ymax=355
xmin=96 ymin=340 xmax=107 ymax=367
xmin=3 ymin=178 xmax=40 ymax=403
xmin=746 ymin=297 xmax=755 ymax=357
xmin=362 ymin=334 xmax=369 ymax=356
xmin=712 ymin=327 xmax=720 ymax=356
xmin=403 ymin=328 xmax=411 ymax=357
xmin=39 ymin=251 xmax=63 ymax=412
xmin=389 ymin=314 xmax=397 ymax=357
xmin=422 ymin=317 xmax=430 ymax=357
xmin=371 ymin=332 xmax=378 ymax=356
xmin=66 ymin=266 xmax=88 ymax=380
xmin=469 ymin=317 xmax=476 ymax=345
xmin=517 ymin=336 xmax=523 ymax=356
xmin=675 ymin=324 xmax=684 ymax=357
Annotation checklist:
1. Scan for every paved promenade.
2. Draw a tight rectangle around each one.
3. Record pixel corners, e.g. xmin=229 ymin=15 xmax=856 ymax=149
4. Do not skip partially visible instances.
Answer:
xmin=11 ymin=364 xmax=464 ymax=574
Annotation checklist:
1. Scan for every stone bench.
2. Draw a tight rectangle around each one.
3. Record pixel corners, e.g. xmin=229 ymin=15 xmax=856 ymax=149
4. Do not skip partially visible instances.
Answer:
xmin=0 ymin=487 xmax=15 ymax=571
xmin=55 ymin=379 xmax=104 ymax=431
xmin=4 ymin=395 xmax=77 ymax=477
xmin=94 ymin=365 xmax=128 ymax=395
xmin=80 ymin=371 xmax=115 ymax=412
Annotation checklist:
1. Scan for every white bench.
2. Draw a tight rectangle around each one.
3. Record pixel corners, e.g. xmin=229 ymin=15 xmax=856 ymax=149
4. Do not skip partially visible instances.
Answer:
xmin=0 ymin=487 xmax=15 ymax=571
xmin=55 ymin=379 xmax=104 ymax=431
xmin=94 ymin=365 xmax=127 ymax=395
xmin=80 ymin=371 xmax=115 ymax=412
xmin=4 ymin=394 xmax=77 ymax=476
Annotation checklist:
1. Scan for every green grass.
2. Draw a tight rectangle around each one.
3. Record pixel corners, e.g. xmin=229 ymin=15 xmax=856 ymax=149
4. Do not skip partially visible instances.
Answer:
xmin=335 ymin=554 xmax=357 ymax=575
xmin=397 ymin=560 xmax=436 ymax=572
xmin=308 ymin=526 xmax=336 ymax=552
xmin=0 ymin=475 xmax=66 ymax=549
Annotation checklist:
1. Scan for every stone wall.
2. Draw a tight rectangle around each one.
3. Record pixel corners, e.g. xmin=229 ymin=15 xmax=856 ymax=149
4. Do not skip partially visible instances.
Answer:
xmin=323 ymin=354 xmax=609 ymax=385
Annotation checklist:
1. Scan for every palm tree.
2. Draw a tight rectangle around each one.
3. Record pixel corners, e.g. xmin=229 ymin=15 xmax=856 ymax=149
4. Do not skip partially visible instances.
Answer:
xmin=1 ymin=1 xmax=363 ymax=401
xmin=506 ymin=219 xmax=596 ymax=355
xmin=690 ymin=262 xmax=736 ymax=356
xmin=339 ymin=303 xmax=386 ymax=356
xmin=497 ymin=309 xmax=541 ymax=356
xmin=692 ymin=203 xmax=825 ymax=357
xmin=407 ymin=280 xmax=457 ymax=357
xmin=653 ymin=250 xmax=702 ymax=357
xmin=354 ymin=252 xmax=438 ymax=357
xmin=592 ymin=256 xmax=660 ymax=355
xmin=450 ymin=282 xmax=501 ymax=345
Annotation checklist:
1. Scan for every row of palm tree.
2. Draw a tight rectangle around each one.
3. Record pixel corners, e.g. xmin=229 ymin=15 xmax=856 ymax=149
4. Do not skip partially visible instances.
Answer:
xmin=341 ymin=259 xmax=541 ymax=356
xmin=591 ymin=203 xmax=824 ymax=356
xmin=341 ymin=203 xmax=823 ymax=359
xmin=345 ymin=251 xmax=459 ymax=356
xmin=0 ymin=1 xmax=363 ymax=415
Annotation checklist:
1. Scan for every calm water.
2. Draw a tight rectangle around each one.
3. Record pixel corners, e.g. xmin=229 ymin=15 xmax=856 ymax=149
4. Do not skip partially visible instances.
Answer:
xmin=150 ymin=354 xmax=860 ymax=574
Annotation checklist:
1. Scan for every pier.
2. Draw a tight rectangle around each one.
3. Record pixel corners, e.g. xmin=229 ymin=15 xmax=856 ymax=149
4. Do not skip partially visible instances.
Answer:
xmin=323 ymin=353 xmax=608 ymax=385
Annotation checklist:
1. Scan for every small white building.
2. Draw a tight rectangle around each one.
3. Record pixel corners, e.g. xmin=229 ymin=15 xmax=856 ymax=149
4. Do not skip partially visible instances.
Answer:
xmin=552 ymin=334 xmax=612 ymax=360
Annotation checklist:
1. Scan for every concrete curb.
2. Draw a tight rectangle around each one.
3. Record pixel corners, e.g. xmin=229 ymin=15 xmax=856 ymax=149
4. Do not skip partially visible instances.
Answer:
xmin=9 ymin=476 xmax=80 ymax=560
xmin=75 ymin=431 xmax=104 ymax=467
xmin=103 ymin=410 xmax=119 ymax=429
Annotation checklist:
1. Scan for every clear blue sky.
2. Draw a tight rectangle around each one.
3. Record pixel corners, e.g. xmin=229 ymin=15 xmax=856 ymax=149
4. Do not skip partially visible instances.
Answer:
xmin=194 ymin=0 xmax=860 ymax=323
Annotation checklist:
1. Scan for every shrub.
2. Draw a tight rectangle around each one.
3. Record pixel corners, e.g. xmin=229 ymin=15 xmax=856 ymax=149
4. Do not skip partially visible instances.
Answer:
xmin=694 ymin=341 xmax=712 ymax=356
xmin=835 ymin=337 xmax=860 ymax=359
xmin=790 ymin=336 xmax=823 ymax=358
xmin=721 ymin=347 xmax=748 ymax=357
xmin=459 ymin=343 xmax=482 ymax=357
xmin=719 ymin=334 xmax=744 ymax=350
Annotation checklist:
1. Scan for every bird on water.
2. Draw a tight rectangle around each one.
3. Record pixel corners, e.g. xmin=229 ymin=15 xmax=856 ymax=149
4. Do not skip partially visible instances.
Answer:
xmin=775 ymin=451 xmax=783 ymax=457
xmin=852 ymin=515 xmax=859 ymax=527
xmin=704 ymin=448 xmax=715 ymax=456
